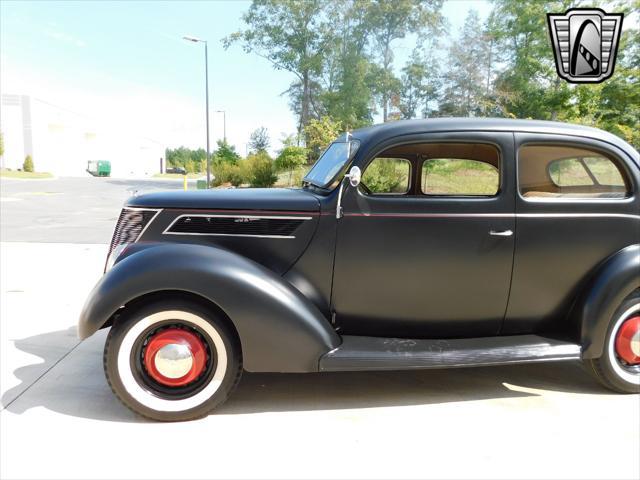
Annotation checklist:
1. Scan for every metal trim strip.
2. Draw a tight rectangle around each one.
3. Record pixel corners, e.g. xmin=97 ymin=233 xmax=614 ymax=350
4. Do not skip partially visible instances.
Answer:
xmin=162 ymin=213 xmax=312 ymax=239
xmin=341 ymin=212 xmax=640 ymax=220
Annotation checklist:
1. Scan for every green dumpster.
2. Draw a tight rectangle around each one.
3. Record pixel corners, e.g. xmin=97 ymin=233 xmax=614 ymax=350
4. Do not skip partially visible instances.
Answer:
xmin=87 ymin=160 xmax=111 ymax=177
xmin=196 ymin=179 xmax=208 ymax=190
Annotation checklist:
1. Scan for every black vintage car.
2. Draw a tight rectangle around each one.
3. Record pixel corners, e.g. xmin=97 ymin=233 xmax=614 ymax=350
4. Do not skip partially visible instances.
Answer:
xmin=79 ymin=118 xmax=640 ymax=421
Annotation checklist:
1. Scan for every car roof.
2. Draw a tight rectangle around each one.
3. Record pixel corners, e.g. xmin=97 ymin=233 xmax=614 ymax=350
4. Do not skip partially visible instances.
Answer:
xmin=347 ymin=118 xmax=639 ymax=163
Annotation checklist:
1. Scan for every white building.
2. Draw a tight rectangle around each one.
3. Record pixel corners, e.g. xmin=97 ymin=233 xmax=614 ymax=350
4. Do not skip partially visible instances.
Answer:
xmin=0 ymin=94 xmax=164 ymax=177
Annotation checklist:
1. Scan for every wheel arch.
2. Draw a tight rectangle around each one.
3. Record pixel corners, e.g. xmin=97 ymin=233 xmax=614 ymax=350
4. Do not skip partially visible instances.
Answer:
xmin=104 ymin=289 xmax=241 ymax=345
xmin=577 ymin=244 xmax=640 ymax=359
xmin=79 ymin=243 xmax=341 ymax=372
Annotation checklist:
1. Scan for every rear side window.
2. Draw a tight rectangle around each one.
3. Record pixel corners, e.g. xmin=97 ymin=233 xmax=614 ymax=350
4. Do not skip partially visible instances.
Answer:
xmin=548 ymin=159 xmax=593 ymax=186
xmin=519 ymin=145 xmax=630 ymax=199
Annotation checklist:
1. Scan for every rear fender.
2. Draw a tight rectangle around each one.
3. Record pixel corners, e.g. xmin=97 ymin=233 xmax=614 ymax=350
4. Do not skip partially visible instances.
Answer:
xmin=78 ymin=243 xmax=341 ymax=372
xmin=579 ymin=244 xmax=640 ymax=359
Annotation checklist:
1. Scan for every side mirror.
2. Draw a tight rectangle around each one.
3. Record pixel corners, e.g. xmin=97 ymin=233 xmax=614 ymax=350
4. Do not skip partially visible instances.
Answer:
xmin=336 ymin=166 xmax=362 ymax=219
xmin=345 ymin=165 xmax=361 ymax=188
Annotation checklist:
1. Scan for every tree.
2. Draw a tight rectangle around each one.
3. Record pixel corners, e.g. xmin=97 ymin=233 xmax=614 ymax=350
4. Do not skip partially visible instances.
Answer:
xmin=438 ymin=10 xmax=490 ymax=117
xmin=23 ymin=155 xmax=34 ymax=172
xmin=398 ymin=46 xmax=441 ymax=119
xmin=304 ymin=116 xmax=342 ymax=161
xmin=317 ymin=0 xmax=378 ymax=128
xmin=214 ymin=139 xmax=240 ymax=164
xmin=275 ymin=145 xmax=307 ymax=185
xmin=576 ymin=0 xmax=639 ymax=149
xmin=488 ymin=0 xmax=573 ymax=120
xmin=367 ymin=0 xmax=443 ymax=121
xmin=227 ymin=0 xmax=637 ymax=153
xmin=165 ymin=146 xmax=206 ymax=173
xmin=226 ymin=0 xmax=329 ymax=136
xmin=249 ymin=127 xmax=271 ymax=153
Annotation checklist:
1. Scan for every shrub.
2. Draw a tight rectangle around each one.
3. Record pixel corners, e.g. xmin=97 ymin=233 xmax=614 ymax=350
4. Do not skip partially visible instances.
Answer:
xmin=225 ymin=165 xmax=245 ymax=187
xmin=23 ymin=155 xmax=34 ymax=172
xmin=362 ymin=159 xmax=406 ymax=193
xmin=211 ymin=162 xmax=246 ymax=187
xmin=245 ymin=151 xmax=277 ymax=187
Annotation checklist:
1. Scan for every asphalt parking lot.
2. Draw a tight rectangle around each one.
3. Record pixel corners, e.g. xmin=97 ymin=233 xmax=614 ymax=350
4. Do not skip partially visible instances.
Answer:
xmin=1 ymin=176 xmax=639 ymax=479
xmin=0 ymin=176 xmax=192 ymax=243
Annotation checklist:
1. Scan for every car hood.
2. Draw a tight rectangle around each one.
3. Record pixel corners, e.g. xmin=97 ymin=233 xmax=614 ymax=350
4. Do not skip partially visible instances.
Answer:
xmin=126 ymin=187 xmax=320 ymax=212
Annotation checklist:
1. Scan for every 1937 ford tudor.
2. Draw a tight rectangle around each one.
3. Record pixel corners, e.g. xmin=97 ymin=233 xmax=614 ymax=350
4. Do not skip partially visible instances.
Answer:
xmin=79 ymin=118 xmax=640 ymax=421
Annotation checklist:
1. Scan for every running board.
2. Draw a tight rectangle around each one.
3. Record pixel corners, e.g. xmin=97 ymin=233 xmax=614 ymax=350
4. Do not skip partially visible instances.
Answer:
xmin=319 ymin=335 xmax=581 ymax=372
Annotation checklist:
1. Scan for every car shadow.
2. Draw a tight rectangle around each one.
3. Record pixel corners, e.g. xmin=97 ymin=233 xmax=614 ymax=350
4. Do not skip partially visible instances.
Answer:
xmin=2 ymin=326 xmax=613 ymax=422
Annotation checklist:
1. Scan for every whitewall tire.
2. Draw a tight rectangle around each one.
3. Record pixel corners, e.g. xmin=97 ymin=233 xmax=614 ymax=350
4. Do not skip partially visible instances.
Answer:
xmin=104 ymin=298 xmax=242 ymax=421
xmin=585 ymin=291 xmax=640 ymax=394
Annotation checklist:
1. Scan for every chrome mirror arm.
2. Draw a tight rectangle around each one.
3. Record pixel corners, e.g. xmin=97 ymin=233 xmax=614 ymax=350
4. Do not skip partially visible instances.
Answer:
xmin=336 ymin=179 xmax=347 ymax=219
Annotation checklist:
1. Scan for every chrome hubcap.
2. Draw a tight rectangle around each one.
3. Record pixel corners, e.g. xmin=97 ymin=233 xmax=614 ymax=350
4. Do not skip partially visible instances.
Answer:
xmin=631 ymin=331 xmax=640 ymax=357
xmin=154 ymin=343 xmax=194 ymax=379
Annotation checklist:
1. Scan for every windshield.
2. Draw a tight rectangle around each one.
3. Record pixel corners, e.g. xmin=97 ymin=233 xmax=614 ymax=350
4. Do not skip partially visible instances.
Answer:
xmin=303 ymin=140 xmax=360 ymax=188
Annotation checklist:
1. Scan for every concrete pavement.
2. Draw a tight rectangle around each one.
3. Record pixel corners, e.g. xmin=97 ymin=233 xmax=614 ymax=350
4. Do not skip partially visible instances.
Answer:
xmin=2 ymin=242 xmax=639 ymax=479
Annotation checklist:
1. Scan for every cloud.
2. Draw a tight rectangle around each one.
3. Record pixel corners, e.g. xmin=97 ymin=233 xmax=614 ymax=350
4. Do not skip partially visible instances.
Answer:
xmin=44 ymin=28 xmax=86 ymax=48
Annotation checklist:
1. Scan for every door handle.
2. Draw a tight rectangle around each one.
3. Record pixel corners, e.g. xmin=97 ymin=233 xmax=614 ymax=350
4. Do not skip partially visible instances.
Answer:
xmin=489 ymin=229 xmax=513 ymax=237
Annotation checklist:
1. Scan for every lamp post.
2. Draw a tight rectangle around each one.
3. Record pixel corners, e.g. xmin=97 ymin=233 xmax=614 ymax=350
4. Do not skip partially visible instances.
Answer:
xmin=215 ymin=110 xmax=226 ymax=143
xmin=183 ymin=35 xmax=211 ymax=188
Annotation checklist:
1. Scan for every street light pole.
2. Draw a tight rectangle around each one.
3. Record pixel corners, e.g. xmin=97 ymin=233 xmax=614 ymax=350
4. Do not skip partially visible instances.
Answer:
xmin=183 ymin=35 xmax=211 ymax=188
xmin=204 ymin=42 xmax=211 ymax=188
xmin=216 ymin=110 xmax=226 ymax=143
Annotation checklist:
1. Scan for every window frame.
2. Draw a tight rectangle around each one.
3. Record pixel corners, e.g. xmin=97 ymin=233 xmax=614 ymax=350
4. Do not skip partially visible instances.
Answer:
xmin=360 ymin=156 xmax=413 ymax=196
xmin=419 ymin=156 xmax=501 ymax=197
xmin=517 ymin=141 xmax=633 ymax=203
xmin=356 ymin=139 xmax=504 ymax=200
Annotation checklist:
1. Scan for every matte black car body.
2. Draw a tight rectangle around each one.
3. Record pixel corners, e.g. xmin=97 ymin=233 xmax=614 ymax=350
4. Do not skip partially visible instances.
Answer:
xmin=80 ymin=119 xmax=640 ymax=419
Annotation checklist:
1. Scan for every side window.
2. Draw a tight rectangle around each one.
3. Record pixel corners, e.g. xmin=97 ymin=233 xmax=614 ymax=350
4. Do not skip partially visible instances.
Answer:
xmin=583 ymin=157 xmax=627 ymax=186
xmin=519 ymin=145 xmax=630 ymax=199
xmin=548 ymin=159 xmax=593 ymax=186
xmin=361 ymin=157 xmax=411 ymax=194
xmin=422 ymin=158 xmax=499 ymax=196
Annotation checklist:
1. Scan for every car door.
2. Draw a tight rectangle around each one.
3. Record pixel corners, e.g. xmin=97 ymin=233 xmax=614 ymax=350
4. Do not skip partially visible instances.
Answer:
xmin=331 ymin=131 xmax=516 ymax=338
xmin=504 ymin=133 xmax=640 ymax=334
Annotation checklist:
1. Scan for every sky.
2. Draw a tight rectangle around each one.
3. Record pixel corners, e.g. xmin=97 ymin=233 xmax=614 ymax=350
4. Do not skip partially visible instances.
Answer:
xmin=0 ymin=0 xmax=491 ymax=155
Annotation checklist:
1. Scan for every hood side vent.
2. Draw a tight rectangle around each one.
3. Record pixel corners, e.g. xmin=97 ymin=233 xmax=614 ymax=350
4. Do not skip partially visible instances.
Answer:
xmin=166 ymin=215 xmax=307 ymax=238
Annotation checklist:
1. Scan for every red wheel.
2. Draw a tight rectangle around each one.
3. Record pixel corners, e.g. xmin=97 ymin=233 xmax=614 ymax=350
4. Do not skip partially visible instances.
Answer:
xmin=143 ymin=328 xmax=208 ymax=387
xmin=614 ymin=316 xmax=640 ymax=366
xmin=585 ymin=291 xmax=640 ymax=394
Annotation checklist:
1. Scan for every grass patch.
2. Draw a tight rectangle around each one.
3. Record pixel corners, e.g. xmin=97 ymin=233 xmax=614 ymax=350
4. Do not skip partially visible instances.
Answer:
xmin=422 ymin=168 xmax=498 ymax=195
xmin=153 ymin=172 xmax=204 ymax=179
xmin=274 ymin=165 xmax=309 ymax=188
xmin=0 ymin=169 xmax=53 ymax=179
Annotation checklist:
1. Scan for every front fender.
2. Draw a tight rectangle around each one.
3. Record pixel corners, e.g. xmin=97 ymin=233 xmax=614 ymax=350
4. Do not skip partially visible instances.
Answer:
xmin=579 ymin=244 xmax=640 ymax=359
xmin=79 ymin=243 xmax=341 ymax=372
